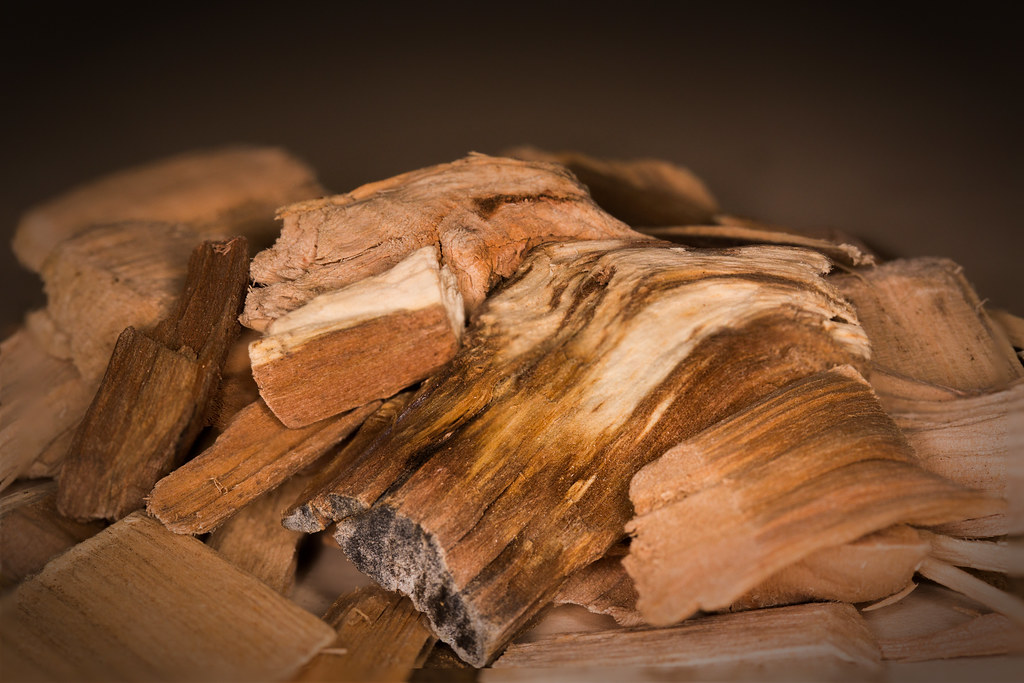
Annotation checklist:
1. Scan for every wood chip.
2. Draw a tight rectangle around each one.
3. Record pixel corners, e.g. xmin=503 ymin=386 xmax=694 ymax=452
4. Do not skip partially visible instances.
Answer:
xmin=503 ymin=146 xmax=719 ymax=226
xmin=13 ymin=145 xmax=323 ymax=273
xmin=624 ymin=366 xmax=1003 ymax=627
xmin=0 ymin=481 xmax=105 ymax=590
xmin=250 ymin=246 xmax=464 ymax=428
xmin=56 ymin=237 xmax=249 ymax=521
xmin=147 ymin=399 xmax=379 ymax=534
xmin=240 ymin=153 xmax=640 ymax=330
xmin=302 ymin=240 xmax=870 ymax=665
xmin=0 ymin=512 xmax=335 ymax=682
xmin=292 ymin=585 xmax=436 ymax=682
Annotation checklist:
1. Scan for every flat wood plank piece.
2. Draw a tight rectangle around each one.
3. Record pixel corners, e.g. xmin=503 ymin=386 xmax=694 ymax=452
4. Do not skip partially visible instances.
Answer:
xmin=57 ymin=237 xmax=249 ymax=521
xmin=556 ymin=525 xmax=929 ymax=625
xmin=0 ymin=481 xmax=104 ymax=589
xmin=306 ymin=240 xmax=872 ymax=665
xmin=0 ymin=512 xmax=335 ymax=682
xmin=13 ymin=145 xmax=323 ymax=272
xmin=624 ymin=366 xmax=1003 ymax=627
xmin=490 ymin=602 xmax=880 ymax=677
xmin=503 ymin=145 xmax=719 ymax=226
xmin=640 ymin=222 xmax=875 ymax=267
xmin=292 ymin=585 xmax=436 ymax=682
xmin=834 ymin=258 xmax=1023 ymax=392
xmin=148 ymin=399 xmax=379 ymax=534
xmin=206 ymin=476 xmax=308 ymax=595
xmin=251 ymin=246 xmax=464 ymax=428
xmin=0 ymin=327 xmax=95 ymax=492
xmin=240 ymin=153 xmax=640 ymax=330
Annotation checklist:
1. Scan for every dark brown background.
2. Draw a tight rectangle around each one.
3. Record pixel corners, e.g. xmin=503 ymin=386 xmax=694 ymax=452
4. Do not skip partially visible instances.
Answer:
xmin=3 ymin=3 xmax=1020 ymax=338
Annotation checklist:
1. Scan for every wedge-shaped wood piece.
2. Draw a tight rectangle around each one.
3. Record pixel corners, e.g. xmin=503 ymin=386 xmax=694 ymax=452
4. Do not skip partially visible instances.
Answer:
xmin=148 ymin=399 xmax=379 ymax=534
xmin=57 ymin=237 xmax=249 ymax=521
xmin=14 ymin=145 xmax=322 ymax=273
xmin=556 ymin=525 xmax=929 ymax=626
xmin=490 ymin=602 xmax=880 ymax=678
xmin=0 ymin=481 xmax=104 ymax=589
xmin=292 ymin=585 xmax=436 ymax=682
xmin=641 ymin=220 xmax=875 ymax=267
xmin=251 ymin=246 xmax=464 ymax=428
xmin=503 ymin=146 xmax=719 ymax=226
xmin=624 ymin=366 xmax=1003 ymax=627
xmin=284 ymin=392 xmax=415 ymax=533
xmin=241 ymin=154 xmax=640 ymax=330
xmin=989 ymin=308 xmax=1024 ymax=364
xmin=0 ymin=512 xmax=334 ymax=682
xmin=0 ymin=327 xmax=95 ymax=492
xmin=303 ymin=240 xmax=871 ymax=665
xmin=878 ymin=377 xmax=1024 ymax=536
xmin=834 ymin=258 xmax=1023 ymax=391
xmin=206 ymin=476 xmax=308 ymax=595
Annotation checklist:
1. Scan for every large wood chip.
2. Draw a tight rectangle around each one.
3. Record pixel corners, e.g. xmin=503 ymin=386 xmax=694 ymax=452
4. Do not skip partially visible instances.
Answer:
xmin=292 ymin=585 xmax=436 ymax=682
xmin=148 ymin=399 xmax=379 ymax=534
xmin=0 ymin=512 xmax=334 ymax=682
xmin=57 ymin=238 xmax=249 ymax=521
xmin=240 ymin=153 xmax=640 ymax=330
xmin=834 ymin=258 xmax=1023 ymax=392
xmin=299 ymin=240 xmax=870 ymax=665
xmin=13 ymin=145 xmax=323 ymax=272
xmin=624 ymin=366 xmax=1003 ymax=627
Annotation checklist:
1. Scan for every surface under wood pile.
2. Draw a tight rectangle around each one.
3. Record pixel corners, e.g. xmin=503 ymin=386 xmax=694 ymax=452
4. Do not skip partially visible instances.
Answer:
xmin=1 ymin=145 xmax=1021 ymax=681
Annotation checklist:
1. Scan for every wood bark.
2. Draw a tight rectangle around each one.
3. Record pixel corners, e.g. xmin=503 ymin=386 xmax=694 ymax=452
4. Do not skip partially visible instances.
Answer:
xmin=0 ymin=481 xmax=105 ymax=590
xmin=0 ymin=512 xmax=335 ymax=682
xmin=13 ymin=145 xmax=323 ymax=273
xmin=240 ymin=153 xmax=640 ymax=330
xmin=291 ymin=585 xmax=436 ymax=682
xmin=503 ymin=146 xmax=719 ymax=226
xmin=57 ymin=237 xmax=249 ymax=521
xmin=490 ymin=602 xmax=880 ymax=677
xmin=206 ymin=476 xmax=308 ymax=595
xmin=147 ymin=399 xmax=379 ymax=534
xmin=624 ymin=366 xmax=1003 ymax=627
xmin=297 ymin=240 xmax=872 ymax=665
xmin=0 ymin=327 xmax=95 ymax=492
xmin=250 ymin=246 xmax=465 ymax=428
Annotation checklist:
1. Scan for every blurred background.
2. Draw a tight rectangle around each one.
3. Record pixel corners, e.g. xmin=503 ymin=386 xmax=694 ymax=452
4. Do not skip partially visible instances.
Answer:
xmin=3 ymin=2 xmax=1020 ymax=336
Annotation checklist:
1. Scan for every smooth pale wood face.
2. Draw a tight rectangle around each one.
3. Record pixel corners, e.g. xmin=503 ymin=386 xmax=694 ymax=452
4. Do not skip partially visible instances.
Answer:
xmin=296 ymin=239 xmax=873 ymax=665
xmin=0 ymin=512 xmax=335 ymax=682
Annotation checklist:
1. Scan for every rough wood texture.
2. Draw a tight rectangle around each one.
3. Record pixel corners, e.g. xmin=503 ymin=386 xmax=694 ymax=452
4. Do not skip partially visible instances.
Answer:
xmin=57 ymin=238 xmax=249 ymax=521
xmin=0 ymin=512 xmax=335 ymax=682
xmin=0 ymin=481 xmax=104 ymax=589
xmin=13 ymin=145 xmax=323 ymax=273
xmin=206 ymin=476 xmax=308 ymax=595
xmin=251 ymin=246 xmax=464 ymax=428
xmin=624 ymin=366 xmax=1003 ymax=627
xmin=556 ymin=526 xmax=930 ymax=625
xmin=209 ymin=329 xmax=263 ymax=431
xmin=292 ymin=585 xmax=436 ymax=682
xmin=284 ymin=392 xmax=415 ymax=533
xmin=640 ymin=222 xmax=875 ymax=267
xmin=503 ymin=146 xmax=719 ymax=226
xmin=0 ymin=327 xmax=95 ymax=492
xmin=300 ymin=240 xmax=871 ymax=665
xmin=834 ymin=258 xmax=1023 ymax=392
xmin=240 ymin=153 xmax=640 ymax=330
xmin=491 ymin=602 xmax=880 ymax=677
xmin=148 ymin=399 xmax=379 ymax=534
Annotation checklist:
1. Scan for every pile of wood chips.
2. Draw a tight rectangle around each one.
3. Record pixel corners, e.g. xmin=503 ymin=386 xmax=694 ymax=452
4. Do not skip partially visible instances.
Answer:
xmin=1 ymin=145 xmax=1022 ymax=682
